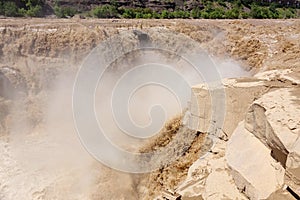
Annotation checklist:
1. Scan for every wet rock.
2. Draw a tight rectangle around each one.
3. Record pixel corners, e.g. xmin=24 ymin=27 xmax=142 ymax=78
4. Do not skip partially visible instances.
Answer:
xmin=0 ymin=66 xmax=27 ymax=99
xmin=133 ymin=30 xmax=151 ymax=47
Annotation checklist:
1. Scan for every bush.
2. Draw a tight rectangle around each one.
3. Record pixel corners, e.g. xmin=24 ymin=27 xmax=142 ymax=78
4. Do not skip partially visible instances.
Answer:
xmin=235 ymin=0 xmax=242 ymax=8
xmin=160 ymin=10 xmax=169 ymax=19
xmin=23 ymin=0 xmax=44 ymax=7
xmin=132 ymin=8 xmax=153 ymax=19
xmin=0 ymin=0 xmax=44 ymax=17
xmin=241 ymin=11 xmax=250 ymax=19
xmin=281 ymin=8 xmax=297 ymax=18
xmin=250 ymin=4 xmax=271 ymax=19
xmin=241 ymin=0 xmax=253 ymax=8
xmin=0 ymin=0 xmax=297 ymax=19
xmin=121 ymin=8 xmax=135 ymax=18
xmin=92 ymin=5 xmax=118 ymax=18
xmin=217 ymin=0 xmax=227 ymax=7
xmin=201 ymin=11 xmax=210 ymax=19
xmin=160 ymin=10 xmax=169 ymax=18
xmin=26 ymin=5 xmax=42 ymax=17
xmin=0 ymin=2 xmax=3 ymax=15
xmin=191 ymin=8 xmax=201 ymax=18
xmin=159 ymin=10 xmax=179 ymax=19
xmin=173 ymin=10 xmax=190 ymax=18
xmin=209 ymin=8 xmax=225 ymax=19
xmin=3 ymin=1 xmax=19 ymax=17
xmin=225 ymin=8 xmax=240 ymax=19
xmin=142 ymin=13 xmax=152 ymax=18
xmin=54 ymin=6 xmax=77 ymax=18
xmin=135 ymin=12 xmax=142 ymax=18
xmin=152 ymin=12 xmax=161 ymax=19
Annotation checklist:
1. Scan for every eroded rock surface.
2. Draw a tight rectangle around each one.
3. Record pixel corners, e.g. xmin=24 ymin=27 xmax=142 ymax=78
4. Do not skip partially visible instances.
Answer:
xmin=182 ymin=68 xmax=299 ymax=200
xmin=0 ymin=19 xmax=300 ymax=200
xmin=188 ymin=77 xmax=269 ymax=138
xmin=226 ymin=82 xmax=300 ymax=199
xmin=247 ymin=87 xmax=300 ymax=197
xmin=226 ymin=121 xmax=285 ymax=200
xmin=177 ymin=138 xmax=247 ymax=200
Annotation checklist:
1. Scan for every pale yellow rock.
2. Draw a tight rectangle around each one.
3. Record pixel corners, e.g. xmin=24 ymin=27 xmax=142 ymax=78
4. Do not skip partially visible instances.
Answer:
xmin=188 ymin=78 xmax=268 ymax=136
xmin=177 ymin=139 xmax=247 ymax=200
xmin=245 ymin=88 xmax=300 ymax=168
xmin=287 ymin=138 xmax=300 ymax=169
xmin=203 ymin=170 xmax=248 ymax=200
xmin=255 ymin=69 xmax=300 ymax=85
xmin=183 ymin=70 xmax=300 ymax=200
xmin=226 ymin=121 xmax=285 ymax=200
xmin=285 ymin=136 xmax=300 ymax=196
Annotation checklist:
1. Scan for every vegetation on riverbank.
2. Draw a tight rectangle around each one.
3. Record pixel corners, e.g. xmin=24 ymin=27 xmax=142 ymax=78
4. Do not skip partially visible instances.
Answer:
xmin=0 ymin=0 xmax=299 ymax=19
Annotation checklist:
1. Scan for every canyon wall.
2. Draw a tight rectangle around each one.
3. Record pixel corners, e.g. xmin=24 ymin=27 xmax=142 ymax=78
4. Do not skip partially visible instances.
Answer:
xmin=0 ymin=19 xmax=299 ymax=200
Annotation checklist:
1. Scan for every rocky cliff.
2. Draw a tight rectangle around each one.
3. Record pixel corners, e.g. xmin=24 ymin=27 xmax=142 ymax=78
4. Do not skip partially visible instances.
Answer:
xmin=178 ymin=68 xmax=299 ymax=200
xmin=0 ymin=19 xmax=299 ymax=200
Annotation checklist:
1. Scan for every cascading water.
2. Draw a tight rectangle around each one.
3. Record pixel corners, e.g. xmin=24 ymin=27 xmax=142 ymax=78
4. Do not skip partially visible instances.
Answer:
xmin=0 ymin=27 xmax=250 ymax=200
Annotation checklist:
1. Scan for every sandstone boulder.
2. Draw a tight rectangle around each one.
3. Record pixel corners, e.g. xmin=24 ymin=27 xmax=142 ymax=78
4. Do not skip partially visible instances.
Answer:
xmin=245 ymin=88 xmax=299 ymax=152
xmin=188 ymin=78 xmax=268 ymax=137
xmin=177 ymin=138 xmax=247 ymax=200
xmin=244 ymin=88 xmax=300 ymax=194
xmin=226 ymin=121 xmax=285 ymax=200
xmin=226 ymin=85 xmax=300 ymax=199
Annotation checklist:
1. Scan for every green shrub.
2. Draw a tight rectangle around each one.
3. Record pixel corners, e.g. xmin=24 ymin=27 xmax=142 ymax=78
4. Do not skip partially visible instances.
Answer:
xmin=143 ymin=8 xmax=153 ymax=14
xmin=160 ymin=10 xmax=185 ymax=19
xmin=160 ymin=10 xmax=169 ymax=18
xmin=172 ymin=10 xmax=180 ymax=18
xmin=0 ymin=0 xmax=297 ymax=19
xmin=0 ymin=2 xmax=3 ymax=15
xmin=225 ymin=8 xmax=240 ymax=19
xmin=54 ymin=6 xmax=77 ymax=18
xmin=3 ymin=1 xmax=19 ymax=17
xmin=173 ymin=10 xmax=190 ymax=18
xmin=241 ymin=11 xmax=250 ymax=18
xmin=92 ymin=5 xmax=118 ymax=18
xmin=142 ymin=13 xmax=152 ymax=19
xmin=121 ymin=8 xmax=135 ymax=18
xmin=131 ymin=8 xmax=154 ymax=18
xmin=284 ymin=8 xmax=296 ymax=18
xmin=235 ymin=0 xmax=242 ymax=8
xmin=209 ymin=8 xmax=225 ymax=19
xmin=20 ymin=0 xmax=44 ymax=17
xmin=0 ymin=1 xmax=4 ymax=15
xmin=0 ymin=0 xmax=44 ymax=17
xmin=201 ymin=11 xmax=210 ymax=19
xmin=191 ymin=8 xmax=201 ymax=19
xmin=217 ymin=0 xmax=227 ymax=7
xmin=250 ymin=4 xmax=271 ymax=19
xmin=168 ymin=11 xmax=175 ymax=18
xmin=134 ymin=12 xmax=141 ymax=18
xmin=22 ymin=0 xmax=44 ymax=7
xmin=241 ymin=0 xmax=253 ymax=8
xmin=152 ymin=12 xmax=161 ymax=19
xmin=18 ymin=8 xmax=27 ymax=16
xmin=26 ymin=5 xmax=42 ymax=17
